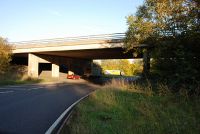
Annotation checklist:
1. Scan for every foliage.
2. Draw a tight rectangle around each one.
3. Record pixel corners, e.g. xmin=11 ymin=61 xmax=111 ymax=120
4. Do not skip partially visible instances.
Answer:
xmin=132 ymin=59 xmax=143 ymax=75
xmin=124 ymin=0 xmax=200 ymax=92
xmin=0 ymin=78 xmax=43 ymax=86
xmin=0 ymin=65 xmax=63 ymax=85
xmin=0 ymin=37 xmax=12 ymax=75
xmin=100 ymin=59 xmax=142 ymax=76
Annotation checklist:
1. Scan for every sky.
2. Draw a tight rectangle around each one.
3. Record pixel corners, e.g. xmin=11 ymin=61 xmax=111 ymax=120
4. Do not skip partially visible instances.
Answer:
xmin=1 ymin=0 xmax=143 ymax=42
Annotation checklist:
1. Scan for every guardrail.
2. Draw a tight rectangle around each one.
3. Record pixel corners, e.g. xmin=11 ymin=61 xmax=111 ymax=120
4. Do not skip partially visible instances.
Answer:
xmin=11 ymin=33 xmax=125 ymax=46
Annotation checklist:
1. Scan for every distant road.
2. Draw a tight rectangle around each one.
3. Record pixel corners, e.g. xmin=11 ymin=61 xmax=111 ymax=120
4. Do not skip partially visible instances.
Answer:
xmin=0 ymin=80 xmax=95 ymax=134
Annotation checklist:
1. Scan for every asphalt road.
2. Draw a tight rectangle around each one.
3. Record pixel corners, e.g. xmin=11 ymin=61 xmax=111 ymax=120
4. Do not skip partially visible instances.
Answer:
xmin=0 ymin=80 xmax=95 ymax=134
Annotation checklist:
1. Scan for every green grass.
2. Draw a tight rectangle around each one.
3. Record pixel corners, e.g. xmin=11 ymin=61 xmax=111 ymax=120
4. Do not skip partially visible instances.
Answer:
xmin=0 ymin=78 xmax=43 ymax=86
xmin=0 ymin=77 xmax=61 ymax=86
xmin=61 ymin=80 xmax=200 ymax=134
xmin=0 ymin=65 xmax=63 ymax=86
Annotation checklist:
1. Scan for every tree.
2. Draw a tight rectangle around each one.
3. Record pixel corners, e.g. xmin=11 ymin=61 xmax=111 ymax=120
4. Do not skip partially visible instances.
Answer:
xmin=0 ymin=37 xmax=12 ymax=75
xmin=125 ymin=0 xmax=200 ymax=92
xmin=125 ymin=0 xmax=199 ymax=47
xmin=101 ymin=59 xmax=137 ymax=76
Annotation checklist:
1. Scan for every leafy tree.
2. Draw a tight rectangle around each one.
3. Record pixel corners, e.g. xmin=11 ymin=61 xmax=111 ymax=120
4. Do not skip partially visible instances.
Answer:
xmin=118 ymin=59 xmax=133 ymax=75
xmin=125 ymin=0 xmax=199 ymax=47
xmin=132 ymin=59 xmax=143 ymax=75
xmin=101 ymin=59 xmax=142 ymax=76
xmin=0 ymin=37 xmax=12 ymax=75
xmin=125 ymin=0 xmax=200 ymax=92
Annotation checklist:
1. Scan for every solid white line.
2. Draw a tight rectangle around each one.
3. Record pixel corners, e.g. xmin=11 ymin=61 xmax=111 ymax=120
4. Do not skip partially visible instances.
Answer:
xmin=45 ymin=91 xmax=93 ymax=134
xmin=0 ymin=91 xmax=14 ymax=94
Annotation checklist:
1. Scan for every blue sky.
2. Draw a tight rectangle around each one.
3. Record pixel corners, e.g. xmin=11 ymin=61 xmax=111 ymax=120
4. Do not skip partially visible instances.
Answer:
xmin=1 ymin=0 xmax=143 ymax=42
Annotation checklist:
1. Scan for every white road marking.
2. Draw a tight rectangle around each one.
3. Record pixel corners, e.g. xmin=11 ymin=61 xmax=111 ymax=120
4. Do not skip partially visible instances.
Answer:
xmin=0 ymin=88 xmax=11 ymax=89
xmin=0 ymin=87 xmax=27 ymax=90
xmin=0 ymin=85 xmax=45 ymax=95
xmin=5 ymin=85 xmax=25 ymax=88
xmin=0 ymin=91 xmax=13 ymax=93
xmin=27 ymin=87 xmax=44 ymax=90
xmin=0 ymin=86 xmax=44 ymax=91
xmin=3 ymin=85 xmax=33 ymax=88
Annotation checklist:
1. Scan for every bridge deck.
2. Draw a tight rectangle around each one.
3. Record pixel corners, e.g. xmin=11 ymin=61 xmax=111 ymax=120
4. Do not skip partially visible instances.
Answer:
xmin=11 ymin=33 xmax=149 ymax=59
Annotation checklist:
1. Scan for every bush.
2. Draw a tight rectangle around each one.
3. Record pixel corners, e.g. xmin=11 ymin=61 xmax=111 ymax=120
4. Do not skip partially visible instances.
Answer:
xmin=0 ymin=37 xmax=12 ymax=75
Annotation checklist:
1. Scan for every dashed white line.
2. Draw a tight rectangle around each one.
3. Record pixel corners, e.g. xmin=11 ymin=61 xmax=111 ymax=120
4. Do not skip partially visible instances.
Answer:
xmin=0 ymin=87 xmax=44 ymax=92
xmin=27 ymin=87 xmax=44 ymax=90
xmin=0 ymin=86 xmax=45 ymax=95
xmin=0 ymin=87 xmax=22 ymax=89
xmin=0 ymin=91 xmax=13 ymax=94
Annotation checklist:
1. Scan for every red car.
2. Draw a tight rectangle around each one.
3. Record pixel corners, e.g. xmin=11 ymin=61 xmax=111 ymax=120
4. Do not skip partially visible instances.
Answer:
xmin=67 ymin=74 xmax=80 ymax=79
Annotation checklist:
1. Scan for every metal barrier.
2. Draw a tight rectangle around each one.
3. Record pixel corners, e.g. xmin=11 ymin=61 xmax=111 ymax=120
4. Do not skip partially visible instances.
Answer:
xmin=11 ymin=33 xmax=125 ymax=45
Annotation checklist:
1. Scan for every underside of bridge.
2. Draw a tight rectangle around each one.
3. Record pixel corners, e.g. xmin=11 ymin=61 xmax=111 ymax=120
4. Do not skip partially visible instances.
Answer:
xmin=12 ymin=47 xmax=149 ymax=78
xmin=13 ymin=48 xmax=140 ymax=60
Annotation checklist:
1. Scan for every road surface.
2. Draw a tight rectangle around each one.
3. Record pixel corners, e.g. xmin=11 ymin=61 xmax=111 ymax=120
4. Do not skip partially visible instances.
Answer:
xmin=0 ymin=80 xmax=95 ymax=134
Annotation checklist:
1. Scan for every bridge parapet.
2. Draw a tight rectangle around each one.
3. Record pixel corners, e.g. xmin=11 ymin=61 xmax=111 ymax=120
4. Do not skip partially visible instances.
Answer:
xmin=11 ymin=33 xmax=125 ymax=46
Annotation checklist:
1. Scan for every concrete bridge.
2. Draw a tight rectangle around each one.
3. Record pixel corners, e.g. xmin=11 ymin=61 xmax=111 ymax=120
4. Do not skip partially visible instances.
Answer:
xmin=11 ymin=33 xmax=150 ymax=78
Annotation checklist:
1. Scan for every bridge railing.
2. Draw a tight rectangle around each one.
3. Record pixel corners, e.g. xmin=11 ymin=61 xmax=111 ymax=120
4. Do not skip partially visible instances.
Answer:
xmin=12 ymin=33 xmax=125 ymax=45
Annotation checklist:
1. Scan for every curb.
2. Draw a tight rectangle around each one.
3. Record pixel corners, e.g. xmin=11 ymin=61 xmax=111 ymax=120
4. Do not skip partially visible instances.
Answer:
xmin=45 ymin=91 xmax=93 ymax=134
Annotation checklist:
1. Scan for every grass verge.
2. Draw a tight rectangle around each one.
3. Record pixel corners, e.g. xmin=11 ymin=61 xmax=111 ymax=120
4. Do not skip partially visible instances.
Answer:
xmin=60 ymin=80 xmax=200 ymax=134
xmin=0 ymin=77 xmax=62 ymax=86
xmin=0 ymin=78 xmax=43 ymax=86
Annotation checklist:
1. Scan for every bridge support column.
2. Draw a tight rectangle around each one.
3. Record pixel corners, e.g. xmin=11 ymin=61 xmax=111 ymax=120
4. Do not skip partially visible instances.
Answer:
xmin=28 ymin=53 xmax=39 ymax=78
xmin=52 ymin=64 xmax=59 ymax=78
xmin=143 ymin=48 xmax=150 ymax=75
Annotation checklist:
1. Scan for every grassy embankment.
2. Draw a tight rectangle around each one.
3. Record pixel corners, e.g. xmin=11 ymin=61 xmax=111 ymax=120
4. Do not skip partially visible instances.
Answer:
xmin=61 ymin=79 xmax=200 ymax=134
xmin=0 ymin=76 xmax=62 ymax=86
xmin=0 ymin=78 xmax=42 ymax=86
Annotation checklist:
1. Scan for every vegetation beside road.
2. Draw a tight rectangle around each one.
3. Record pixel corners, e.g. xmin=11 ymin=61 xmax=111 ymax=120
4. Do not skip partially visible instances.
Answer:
xmin=0 ymin=73 xmax=64 ymax=86
xmin=0 ymin=37 xmax=12 ymax=75
xmin=101 ymin=59 xmax=143 ymax=76
xmin=0 ymin=65 xmax=62 ymax=86
xmin=61 ymin=79 xmax=200 ymax=134
xmin=0 ymin=78 xmax=42 ymax=86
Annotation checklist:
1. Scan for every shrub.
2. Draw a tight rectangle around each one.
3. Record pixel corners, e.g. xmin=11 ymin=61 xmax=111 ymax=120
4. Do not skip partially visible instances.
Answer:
xmin=0 ymin=37 xmax=12 ymax=75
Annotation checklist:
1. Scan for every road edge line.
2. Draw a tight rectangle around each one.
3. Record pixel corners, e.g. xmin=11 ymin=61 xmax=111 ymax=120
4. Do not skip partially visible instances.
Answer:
xmin=45 ymin=91 xmax=93 ymax=134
